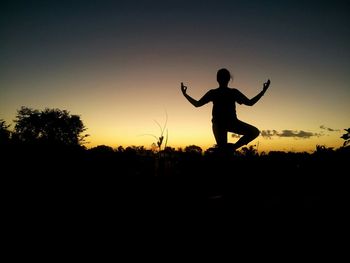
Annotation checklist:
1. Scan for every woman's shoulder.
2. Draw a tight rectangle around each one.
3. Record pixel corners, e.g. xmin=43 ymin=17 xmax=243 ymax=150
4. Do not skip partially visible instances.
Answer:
xmin=206 ymin=88 xmax=219 ymax=94
xmin=228 ymin=86 xmax=238 ymax=91
xmin=229 ymin=87 xmax=243 ymax=94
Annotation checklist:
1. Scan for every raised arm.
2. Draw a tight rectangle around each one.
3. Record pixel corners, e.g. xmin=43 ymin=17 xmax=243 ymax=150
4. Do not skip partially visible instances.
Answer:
xmin=242 ymin=79 xmax=270 ymax=106
xmin=181 ymin=82 xmax=211 ymax=108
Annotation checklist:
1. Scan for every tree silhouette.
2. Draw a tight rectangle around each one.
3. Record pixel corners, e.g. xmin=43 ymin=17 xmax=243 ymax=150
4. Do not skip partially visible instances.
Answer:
xmin=341 ymin=128 xmax=350 ymax=147
xmin=89 ymin=145 xmax=114 ymax=154
xmin=185 ymin=145 xmax=203 ymax=155
xmin=240 ymin=145 xmax=258 ymax=157
xmin=13 ymin=106 xmax=88 ymax=146
xmin=315 ymin=144 xmax=334 ymax=153
xmin=0 ymin=119 xmax=11 ymax=145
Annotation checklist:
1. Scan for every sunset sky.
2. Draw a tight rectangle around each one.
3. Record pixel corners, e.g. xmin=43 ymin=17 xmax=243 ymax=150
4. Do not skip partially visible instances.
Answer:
xmin=1 ymin=0 xmax=349 ymax=152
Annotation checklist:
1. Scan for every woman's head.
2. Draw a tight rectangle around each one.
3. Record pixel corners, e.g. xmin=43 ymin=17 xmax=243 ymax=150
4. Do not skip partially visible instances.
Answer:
xmin=216 ymin=68 xmax=232 ymax=86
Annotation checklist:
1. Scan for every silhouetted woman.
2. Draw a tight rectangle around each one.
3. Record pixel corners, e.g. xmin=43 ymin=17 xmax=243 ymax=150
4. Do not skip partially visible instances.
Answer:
xmin=181 ymin=68 xmax=270 ymax=151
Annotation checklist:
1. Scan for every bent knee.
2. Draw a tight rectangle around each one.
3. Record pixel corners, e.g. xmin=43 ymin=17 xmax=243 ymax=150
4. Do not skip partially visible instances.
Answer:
xmin=252 ymin=127 xmax=260 ymax=138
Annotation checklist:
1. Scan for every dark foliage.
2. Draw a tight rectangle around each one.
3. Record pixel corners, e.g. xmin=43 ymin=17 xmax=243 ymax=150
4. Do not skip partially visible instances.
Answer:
xmin=5 ymin=141 xmax=349 ymax=211
xmin=341 ymin=128 xmax=350 ymax=146
xmin=3 ymin=108 xmax=349 ymax=232
xmin=12 ymin=106 xmax=88 ymax=147
xmin=0 ymin=119 xmax=11 ymax=145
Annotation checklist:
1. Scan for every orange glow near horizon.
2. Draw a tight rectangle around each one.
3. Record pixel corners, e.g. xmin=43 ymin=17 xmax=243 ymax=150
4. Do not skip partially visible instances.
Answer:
xmin=1 ymin=60 xmax=348 ymax=153
xmin=1 ymin=61 xmax=347 ymax=153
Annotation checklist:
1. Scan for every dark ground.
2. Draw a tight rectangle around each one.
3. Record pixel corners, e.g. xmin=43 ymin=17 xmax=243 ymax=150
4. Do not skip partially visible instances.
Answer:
xmin=3 ymin=145 xmax=348 ymax=254
xmin=4 ymin=145 xmax=347 ymax=214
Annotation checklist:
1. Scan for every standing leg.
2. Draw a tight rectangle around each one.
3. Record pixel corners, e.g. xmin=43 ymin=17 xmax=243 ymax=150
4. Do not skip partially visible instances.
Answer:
xmin=212 ymin=123 xmax=228 ymax=148
xmin=229 ymin=120 xmax=260 ymax=150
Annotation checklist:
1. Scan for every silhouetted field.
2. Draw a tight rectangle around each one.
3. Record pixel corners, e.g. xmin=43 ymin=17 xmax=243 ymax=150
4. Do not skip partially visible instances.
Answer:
xmin=3 ymin=109 xmax=348 ymax=225
xmin=4 ymin=144 xmax=348 ymax=220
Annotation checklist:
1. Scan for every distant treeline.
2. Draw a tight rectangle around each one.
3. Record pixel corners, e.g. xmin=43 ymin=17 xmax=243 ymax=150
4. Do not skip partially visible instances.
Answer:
xmin=1 ymin=106 xmax=349 ymax=179
xmin=1 ymin=107 xmax=349 ymax=211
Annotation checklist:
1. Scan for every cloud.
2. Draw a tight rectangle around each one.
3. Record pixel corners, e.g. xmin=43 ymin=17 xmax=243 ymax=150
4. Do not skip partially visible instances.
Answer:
xmin=320 ymin=125 xmax=340 ymax=132
xmin=261 ymin=129 xmax=320 ymax=139
xmin=278 ymin=130 xmax=317 ymax=138
xmin=261 ymin=130 xmax=278 ymax=139
xmin=233 ymin=128 xmax=323 ymax=140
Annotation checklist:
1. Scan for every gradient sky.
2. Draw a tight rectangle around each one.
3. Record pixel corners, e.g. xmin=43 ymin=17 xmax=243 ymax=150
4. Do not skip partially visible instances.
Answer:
xmin=1 ymin=0 xmax=349 ymax=152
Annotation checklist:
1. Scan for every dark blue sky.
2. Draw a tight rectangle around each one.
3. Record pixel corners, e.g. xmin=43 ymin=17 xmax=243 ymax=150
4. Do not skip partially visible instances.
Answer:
xmin=2 ymin=0 xmax=349 ymax=72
